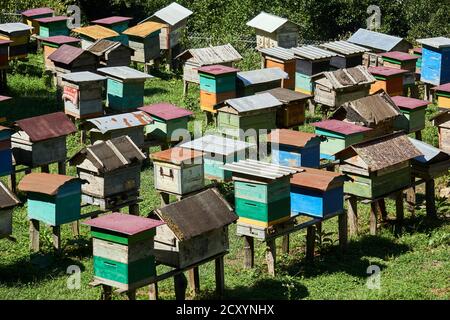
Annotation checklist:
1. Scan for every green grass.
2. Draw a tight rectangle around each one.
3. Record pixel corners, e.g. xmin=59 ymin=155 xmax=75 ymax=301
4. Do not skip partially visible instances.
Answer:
xmin=0 ymin=54 xmax=449 ymax=300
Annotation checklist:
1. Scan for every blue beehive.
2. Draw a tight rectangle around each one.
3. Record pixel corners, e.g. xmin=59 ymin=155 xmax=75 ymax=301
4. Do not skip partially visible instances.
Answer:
xmin=269 ymin=129 xmax=320 ymax=168
xmin=417 ymin=37 xmax=450 ymax=86
xmin=290 ymin=168 xmax=345 ymax=218
xmin=0 ymin=126 xmax=12 ymax=176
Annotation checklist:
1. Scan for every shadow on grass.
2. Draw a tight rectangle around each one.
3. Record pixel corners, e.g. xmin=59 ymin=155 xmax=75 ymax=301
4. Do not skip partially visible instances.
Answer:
xmin=1 ymin=95 xmax=60 ymax=123
xmin=144 ymin=87 xmax=170 ymax=97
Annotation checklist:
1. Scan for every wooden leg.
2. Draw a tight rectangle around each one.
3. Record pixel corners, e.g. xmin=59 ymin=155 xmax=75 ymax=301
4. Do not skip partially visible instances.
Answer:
xmin=347 ymin=196 xmax=358 ymax=236
xmin=159 ymin=193 xmax=170 ymax=207
xmin=173 ymin=273 xmax=188 ymax=300
xmin=378 ymin=199 xmax=388 ymax=222
xmin=265 ymin=239 xmax=276 ymax=276
xmin=41 ymin=164 xmax=49 ymax=173
xmin=57 ymin=161 xmax=66 ymax=175
xmin=52 ymin=225 xmax=61 ymax=251
xmin=338 ymin=212 xmax=348 ymax=252
xmin=215 ymin=256 xmax=225 ymax=297
xmin=370 ymin=202 xmax=378 ymax=235
xmin=183 ymin=80 xmax=188 ymax=96
xmin=187 ymin=267 xmax=200 ymax=296
xmin=308 ymin=100 xmax=315 ymax=115
xmin=101 ymin=285 xmax=112 ymax=301
xmin=149 ymin=283 xmax=158 ymax=300
xmin=243 ymin=236 xmax=254 ymax=269
xmin=8 ymin=172 xmax=16 ymax=193
xmin=395 ymin=192 xmax=404 ymax=234
xmin=71 ymin=221 xmax=80 ymax=237
xmin=129 ymin=203 xmax=139 ymax=216
xmin=425 ymin=179 xmax=437 ymax=219
xmin=80 ymin=130 xmax=87 ymax=145
xmin=282 ymin=235 xmax=290 ymax=254
xmin=415 ymin=130 xmax=422 ymax=141
xmin=306 ymin=225 xmax=316 ymax=262
xmin=127 ymin=290 xmax=136 ymax=300
xmin=29 ymin=219 xmax=40 ymax=252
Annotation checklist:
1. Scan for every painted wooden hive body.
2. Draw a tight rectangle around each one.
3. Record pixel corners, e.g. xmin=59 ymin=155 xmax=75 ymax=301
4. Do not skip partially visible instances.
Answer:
xmin=335 ymin=133 xmax=422 ymax=199
xmin=91 ymin=16 xmax=133 ymax=45
xmin=84 ymin=213 xmax=164 ymax=290
xmin=390 ymin=96 xmax=430 ymax=133
xmin=320 ymin=40 xmax=369 ymax=69
xmin=223 ymin=160 xmax=298 ymax=227
xmin=417 ymin=37 xmax=450 ymax=86
xmin=70 ymin=136 xmax=146 ymax=200
xmin=347 ymin=28 xmax=412 ymax=54
xmin=410 ymin=47 xmax=422 ymax=74
xmin=18 ymin=173 xmax=83 ymax=226
xmin=313 ymin=66 xmax=375 ymax=108
xmin=259 ymin=47 xmax=296 ymax=89
xmin=41 ymin=36 xmax=81 ymax=71
xmin=0 ymin=181 xmax=19 ymax=239
xmin=123 ymin=21 xmax=163 ymax=63
xmin=81 ymin=111 xmax=153 ymax=148
xmin=197 ymin=65 xmax=239 ymax=113
xmin=268 ymin=129 xmax=320 ymax=168
xmin=87 ymin=39 xmax=134 ymax=68
xmin=154 ymin=188 xmax=237 ymax=268
xmin=138 ymin=103 xmax=193 ymax=143
xmin=431 ymin=110 xmax=450 ymax=153
xmin=0 ymin=126 xmax=13 ymax=176
xmin=408 ymin=137 xmax=450 ymax=180
xmin=433 ymin=83 xmax=450 ymax=110
xmin=368 ymin=66 xmax=408 ymax=96
xmin=246 ymin=12 xmax=299 ymax=49
xmin=179 ymin=134 xmax=254 ymax=181
xmin=290 ymin=168 xmax=345 ymax=218
xmin=151 ymin=147 xmax=204 ymax=196
xmin=379 ymin=51 xmax=418 ymax=88
xmin=11 ymin=112 xmax=76 ymax=167
xmin=73 ymin=25 xmax=120 ymax=49
xmin=217 ymin=93 xmax=282 ymax=139
xmin=0 ymin=40 xmax=12 ymax=69
xmin=0 ymin=95 xmax=12 ymax=123
xmin=258 ymin=87 xmax=310 ymax=128
xmin=61 ymin=72 xmax=106 ymax=119
xmin=0 ymin=23 xmax=34 ymax=60
xmin=98 ymin=66 xmax=153 ymax=111
xmin=236 ymin=68 xmax=288 ymax=97
xmin=35 ymin=16 xmax=69 ymax=37
xmin=48 ymin=44 xmax=98 ymax=77
xmin=312 ymin=119 xmax=373 ymax=160
xmin=21 ymin=7 xmax=54 ymax=35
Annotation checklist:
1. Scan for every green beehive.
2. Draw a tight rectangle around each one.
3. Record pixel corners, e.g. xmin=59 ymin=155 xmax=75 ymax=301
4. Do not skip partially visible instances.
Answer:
xmin=391 ymin=96 xmax=430 ymax=133
xmin=35 ymin=16 xmax=69 ymax=37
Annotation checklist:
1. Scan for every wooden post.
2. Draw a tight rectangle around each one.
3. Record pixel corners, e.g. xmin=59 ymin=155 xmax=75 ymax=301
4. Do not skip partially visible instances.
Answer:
xmin=378 ymin=199 xmax=388 ymax=222
xmin=282 ymin=235 xmax=290 ymax=254
xmin=183 ymin=80 xmax=188 ymax=97
xmin=215 ymin=256 xmax=225 ymax=297
xmin=129 ymin=203 xmax=139 ymax=216
xmin=243 ymin=236 xmax=254 ymax=269
xmin=29 ymin=219 xmax=40 ymax=252
xmin=71 ymin=221 xmax=80 ymax=237
xmin=338 ymin=212 xmax=348 ymax=252
xmin=101 ymin=285 xmax=112 ymax=300
xmin=370 ymin=202 xmax=378 ymax=235
xmin=406 ymin=187 xmax=416 ymax=217
xmin=347 ymin=196 xmax=358 ymax=236
xmin=187 ymin=267 xmax=200 ymax=295
xmin=8 ymin=172 xmax=16 ymax=194
xmin=127 ymin=290 xmax=137 ymax=300
xmin=415 ymin=130 xmax=422 ymax=141
xmin=80 ymin=129 xmax=87 ymax=145
xmin=306 ymin=225 xmax=316 ymax=262
xmin=425 ymin=179 xmax=437 ymax=218
xmin=41 ymin=164 xmax=50 ymax=173
xmin=173 ymin=273 xmax=188 ymax=300
xmin=159 ymin=192 xmax=170 ymax=207
xmin=149 ymin=283 xmax=158 ymax=300
xmin=265 ymin=239 xmax=276 ymax=276
xmin=52 ymin=225 xmax=61 ymax=251
xmin=57 ymin=161 xmax=66 ymax=175
xmin=308 ymin=100 xmax=315 ymax=115
xmin=395 ymin=191 xmax=404 ymax=234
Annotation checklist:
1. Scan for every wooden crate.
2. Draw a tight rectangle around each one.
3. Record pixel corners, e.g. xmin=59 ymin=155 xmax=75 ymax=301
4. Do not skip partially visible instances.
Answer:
xmin=198 ymin=67 xmax=237 ymax=94
xmin=369 ymin=66 xmax=408 ymax=96
xmin=248 ymin=12 xmax=298 ymax=49
xmin=11 ymin=134 xmax=67 ymax=167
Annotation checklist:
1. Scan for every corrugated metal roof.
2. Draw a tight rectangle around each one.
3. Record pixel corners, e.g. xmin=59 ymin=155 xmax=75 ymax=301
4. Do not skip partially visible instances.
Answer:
xmin=433 ymin=83 xmax=450 ymax=93
xmin=155 ymin=188 xmax=237 ymax=241
xmin=246 ymin=12 xmax=293 ymax=33
xmin=0 ymin=23 xmax=34 ymax=34
xmin=91 ymin=16 xmax=133 ymax=26
xmin=151 ymin=147 xmax=203 ymax=165
xmin=84 ymin=212 xmax=164 ymax=235
xmin=390 ymin=96 xmax=429 ymax=110
xmin=259 ymin=47 xmax=295 ymax=61
xmin=380 ymin=51 xmax=418 ymax=61
xmin=35 ymin=16 xmax=68 ymax=23
xmin=417 ymin=37 xmax=450 ymax=49
xmin=292 ymin=45 xmax=337 ymax=61
xmin=268 ymin=129 xmax=318 ymax=148
xmin=258 ymin=87 xmax=311 ymax=103
xmin=315 ymin=66 xmax=376 ymax=89
xmin=237 ymin=67 xmax=288 ymax=86
xmin=148 ymin=2 xmax=193 ymax=26
xmin=348 ymin=28 xmax=406 ymax=52
xmin=0 ymin=181 xmax=19 ymax=209
xmin=368 ymin=66 xmax=408 ymax=77
xmin=320 ymin=40 xmax=369 ymax=56
xmin=408 ymin=137 xmax=450 ymax=164
xmin=123 ymin=21 xmax=165 ymax=38
xmin=97 ymin=66 xmax=153 ymax=81
xmin=138 ymin=103 xmax=193 ymax=120
xmin=176 ymin=44 xmax=242 ymax=65
xmin=197 ymin=65 xmax=239 ymax=75
xmin=312 ymin=119 xmax=373 ymax=135
xmin=18 ymin=173 xmax=79 ymax=195
xmin=224 ymin=93 xmax=282 ymax=113
xmin=15 ymin=112 xmax=76 ymax=142
xmin=21 ymin=8 xmax=54 ymax=17
xmin=84 ymin=111 xmax=153 ymax=133
xmin=72 ymin=25 xmax=119 ymax=40
xmin=180 ymin=134 xmax=254 ymax=156
xmin=41 ymin=35 xmax=80 ymax=45
xmin=87 ymin=39 xmax=132 ymax=56
xmin=47 ymin=44 xmax=90 ymax=65
xmin=62 ymin=71 xmax=105 ymax=83
xmin=222 ymin=159 xmax=299 ymax=180
xmin=291 ymin=167 xmax=344 ymax=191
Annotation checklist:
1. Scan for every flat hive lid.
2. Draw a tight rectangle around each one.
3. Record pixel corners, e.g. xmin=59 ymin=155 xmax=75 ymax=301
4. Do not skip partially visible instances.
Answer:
xmin=312 ymin=119 xmax=372 ymax=135
xmin=258 ymin=87 xmax=311 ymax=103
xmin=35 ymin=16 xmax=68 ymax=23
xmin=91 ymin=16 xmax=133 ymax=25
xmin=138 ymin=103 xmax=193 ymax=120
xmin=18 ymin=173 xmax=79 ymax=195
xmin=180 ymin=134 xmax=254 ymax=156
xmin=222 ymin=159 xmax=299 ymax=180
xmin=268 ymin=129 xmax=318 ymax=147
xmin=368 ymin=66 xmax=408 ymax=77
xmin=417 ymin=37 xmax=450 ymax=49
xmin=21 ymin=8 xmax=54 ymax=17
xmin=380 ymin=51 xmax=418 ymax=61
xmin=197 ymin=65 xmax=239 ymax=75
xmin=97 ymin=66 xmax=153 ymax=81
xmin=0 ymin=95 xmax=12 ymax=102
xmin=62 ymin=71 xmax=106 ymax=83
xmin=41 ymin=35 xmax=80 ymax=45
xmin=391 ymin=96 xmax=430 ymax=110
xmin=151 ymin=147 xmax=203 ymax=164
xmin=72 ymin=25 xmax=119 ymax=40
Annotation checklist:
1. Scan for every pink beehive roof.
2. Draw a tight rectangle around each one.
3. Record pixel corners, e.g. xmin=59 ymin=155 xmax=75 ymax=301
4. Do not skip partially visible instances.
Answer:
xmin=0 ymin=95 xmax=12 ymax=103
xmin=21 ymin=8 xmax=54 ymax=18
xmin=138 ymin=103 xmax=193 ymax=120
xmin=35 ymin=16 xmax=68 ymax=23
xmin=433 ymin=83 xmax=450 ymax=93
xmin=391 ymin=96 xmax=430 ymax=110
xmin=0 ymin=40 xmax=13 ymax=45
xmin=368 ymin=66 xmax=409 ymax=77
xmin=312 ymin=119 xmax=372 ymax=135
xmin=197 ymin=65 xmax=240 ymax=75
xmin=91 ymin=16 xmax=133 ymax=25
xmin=41 ymin=35 xmax=80 ymax=45
xmin=380 ymin=51 xmax=418 ymax=61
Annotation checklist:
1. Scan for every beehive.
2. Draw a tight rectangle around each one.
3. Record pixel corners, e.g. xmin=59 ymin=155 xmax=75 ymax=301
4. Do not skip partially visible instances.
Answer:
xmin=379 ymin=51 xmax=418 ymax=88
xmin=41 ymin=36 xmax=81 ymax=71
xmin=35 ymin=16 xmax=69 ymax=38
xmin=21 ymin=7 xmax=54 ymax=35
xmin=347 ymin=28 xmax=412 ymax=54
xmin=48 ymin=44 xmax=98 ymax=77
xmin=72 ymin=25 xmax=119 ymax=49
xmin=391 ymin=96 xmax=430 ymax=133
xmin=0 ymin=23 xmax=34 ymax=60
xmin=417 ymin=37 xmax=450 ymax=86
xmin=368 ymin=66 xmax=408 ymax=96
xmin=91 ymin=16 xmax=133 ymax=45
xmin=259 ymin=47 xmax=296 ymax=89
xmin=87 ymin=39 xmax=134 ymax=68
xmin=0 ymin=181 xmax=19 ymax=239
xmin=431 ymin=110 xmax=450 ymax=153
xmin=409 ymin=137 xmax=450 ymax=180
xmin=320 ymin=40 xmax=369 ymax=69
xmin=123 ymin=22 xmax=164 ymax=63
xmin=433 ymin=83 xmax=450 ymax=110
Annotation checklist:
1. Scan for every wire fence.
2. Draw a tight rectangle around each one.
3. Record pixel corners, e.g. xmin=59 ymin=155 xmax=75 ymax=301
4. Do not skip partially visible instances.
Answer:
xmin=0 ymin=12 xmax=21 ymax=23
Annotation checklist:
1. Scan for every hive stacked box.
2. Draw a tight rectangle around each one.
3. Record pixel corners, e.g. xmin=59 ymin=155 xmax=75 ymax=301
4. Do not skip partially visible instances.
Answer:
xmin=379 ymin=51 xmax=418 ymax=89
xmin=390 ymin=96 xmax=430 ymax=133
xmin=41 ymin=36 xmax=81 ymax=71
xmin=433 ymin=83 xmax=450 ymax=110
xmin=368 ymin=66 xmax=408 ymax=96
xmin=35 ymin=16 xmax=69 ymax=37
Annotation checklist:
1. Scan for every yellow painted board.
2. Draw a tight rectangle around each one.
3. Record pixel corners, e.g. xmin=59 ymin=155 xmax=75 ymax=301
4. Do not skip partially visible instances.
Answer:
xmin=238 ymin=216 xmax=291 ymax=228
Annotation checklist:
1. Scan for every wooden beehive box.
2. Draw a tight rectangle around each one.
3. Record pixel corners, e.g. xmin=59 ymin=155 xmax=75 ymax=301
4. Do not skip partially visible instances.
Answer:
xmin=268 ymin=129 xmax=320 ymax=168
xmin=320 ymin=40 xmax=369 ymax=69
xmin=0 ymin=40 xmax=12 ymax=69
xmin=198 ymin=65 xmax=239 ymax=113
xmin=368 ymin=66 xmax=408 ymax=96
xmin=335 ymin=133 xmax=422 ymax=199
xmin=347 ymin=28 xmax=412 ymax=54
xmin=391 ymin=96 xmax=430 ymax=133
xmin=153 ymin=188 xmax=237 ymax=268
xmin=290 ymin=168 xmax=345 ymax=218
xmin=87 ymin=39 xmax=134 ymax=67
xmin=0 ymin=95 xmax=12 ymax=123
xmin=408 ymin=137 xmax=450 ymax=180
xmin=21 ymin=7 xmax=54 ymax=35
xmin=138 ymin=103 xmax=193 ymax=143
xmin=0 ymin=126 xmax=13 ymax=176
xmin=236 ymin=67 xmax=288 ymax=97
xmin=0 ymin=181 xmax=19 ymax=239
xmin=0 ymin=23 xmax=34 ymax=60
xmin=417 ymin=37 xmax=450 ymax=86
xmin=433 ymin=83 xmax=450 ymax=110
xmin=48 ymin=44 xmax=98 ymax=79
xmin=223 ymin=159 xmax=298 ymax=228
xmin=61 ymin=72 xmax=106 ymax=120
xmin=91 ymin=16 xmax=133 ymax=45
xmin=216 ymin=93 xmax=282 ymax=139
xmin=151 ymin=147 xmax=204 ymax=196
xmin=246 ymin=12 xmax=299 ymax=49
xmin=69 ymin=136 xmax=145 ymax=204
xmin=431 ymin=110 xmax=450 ymax=153
xmin=312 ymin=119 xmax=373 ymax=160
xmin=411 ymin=47 xmax=422 ymax=74
xmin=331 ymin=91 xmax=405 ymax=138
xmin=41 ymin=36 xmax=81 ymax=71
xmin=259 ymin=47 xmax=296 ymax=89
xmin=84 ymin=213 xmax=164 ymax=290
xmin=73 ymin=25 xmax=119 ymax=49
xmin=379 ymin=51 xmax=418 ymax=88
xmin=18 ymin=173 xmax=83 ymax=226
xmin=98 ymin=66 xmax=153 ymax=111
xmin=12 ymin=112 xmax=76 ymax=167
xmin=258 ymin=88 xmax=310 ymax=128
xmin=35 ymin=16 xmax=69 ymax=38
xmin=81 ymin=111 xmax=153 ymax=148
xmin=180 ymin=134 xmax=255 ymax=181
xmin=313 ymin=66 xmax=375 ymax=108
xmin=123 ymin=22 xmax=163 ymax=63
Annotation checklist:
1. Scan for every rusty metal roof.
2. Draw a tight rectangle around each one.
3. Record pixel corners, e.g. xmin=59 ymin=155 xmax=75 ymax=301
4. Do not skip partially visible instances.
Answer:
xmin=312 ymin=119 xmax=373 ymax=135
xmin=155 ymin=188 xmax=237 ymax=241
xmin=151 ymin=147 xmax=203 ymax=165
xmin=84 ymin=111 xmax=153 ymax=133
xmin=35 ymin=16 xmax=68 ymax=23
xmin=48 ymin=44 xmax=94 ymax=65
xmin=222 ymin=159 xmax=299 ymax=180
xmin=291 ymin=167 xmax=345 ymax=191
xmin=146 ymin=2 xmax=193 ymax=26
xmin=390 ymin=96 xmax=430 ymax=110
xmin=123 ymin=21 xmax=165 ymax=38
xmin=41 ymin=35 xmax=80 ymax=45
xmin=320 ymin=40 xmax=369 ymax=56
xmin=176 ymin=44 xmax=242 ymax=66
xmin=258 ymin=87 xmax=311 ymax=103
xmin=21 ymin=8 xmax=54 ymax=17
xmin=314 ymin=66 xmax=375 ymax=89
xmin=72 ymin=25 xmax=119 ymax=40
xmin=0 ymin=181 xmax=19 ymax=209
xmin=97 ymin=66 xmax=153 ymax=81
xmin=433 ymin=83 xmax=450 ymax=93
xmin=138 ymin=103 xmax=193 ymax=120
xmin=91 ymin=16 xmax=132 ymax=26
xmin=15 ymin=112 xmax=76 ymax=142
xmin=84 ymin=212 xmax=165 ymax=235
xmin=18 ymin=173 xmax=79 ymax=195
xmin=268 ymin=129 xmax=319 ymax=148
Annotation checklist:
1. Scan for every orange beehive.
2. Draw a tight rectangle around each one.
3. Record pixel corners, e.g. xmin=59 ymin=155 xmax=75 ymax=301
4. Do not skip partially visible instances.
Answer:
xmin=200 ymin=90 xmax=236 ymax=113
xmin=260 ymin=47 xmax=296 ymax=90
xmin=369 ymin=66 xmax=408 ymax=96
